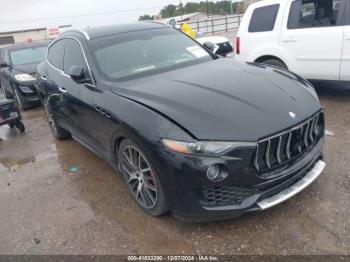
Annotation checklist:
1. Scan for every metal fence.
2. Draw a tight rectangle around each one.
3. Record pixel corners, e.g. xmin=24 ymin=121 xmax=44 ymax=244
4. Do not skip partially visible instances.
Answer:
xmin=183 ymin=14 xmax=243 ymax=35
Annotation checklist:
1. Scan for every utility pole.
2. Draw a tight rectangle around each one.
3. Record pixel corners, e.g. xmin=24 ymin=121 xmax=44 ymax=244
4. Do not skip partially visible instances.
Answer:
xmin=230 ymin=0 xmax=233 ymax=15
xmin=206 ymin=0 xmax=209 ymax=18
xmin=180 ymin=0 xmax=183 ymax=20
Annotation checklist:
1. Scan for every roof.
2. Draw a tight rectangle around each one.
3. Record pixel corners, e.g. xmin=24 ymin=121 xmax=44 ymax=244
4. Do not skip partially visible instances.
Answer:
xmin=63 ymin=22 xmax=169 ymax=40
xmin=0 ymin=41 xmax=49 ymax=51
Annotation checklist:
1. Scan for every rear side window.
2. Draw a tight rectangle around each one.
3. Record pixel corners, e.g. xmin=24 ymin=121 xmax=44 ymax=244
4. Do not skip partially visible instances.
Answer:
xmin=248 ymin=4 xmax=280 ymax=32
xmin=288 ymin=0 xmax=346 ymax=29
xmin=64 ymin=39 xmax=88 ymax=74
xmin=48 ymin=39 xmax=65 ymax=70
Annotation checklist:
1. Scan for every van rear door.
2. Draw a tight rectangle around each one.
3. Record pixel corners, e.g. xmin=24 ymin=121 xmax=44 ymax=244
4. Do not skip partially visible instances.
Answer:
xmin=280 ymin=0 xmax=346 ymax=80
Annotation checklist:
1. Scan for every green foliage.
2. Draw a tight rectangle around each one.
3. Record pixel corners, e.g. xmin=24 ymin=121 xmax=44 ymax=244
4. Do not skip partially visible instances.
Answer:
xmin=157 ymin=1 xmax=245 ymax=19
xmin=138 ymin=14 xmax=154 ymax=21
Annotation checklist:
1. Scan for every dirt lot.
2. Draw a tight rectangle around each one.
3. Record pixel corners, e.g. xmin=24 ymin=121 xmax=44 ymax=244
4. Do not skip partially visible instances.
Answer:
xmin=0 ymin=81 xmax=349 ymax=255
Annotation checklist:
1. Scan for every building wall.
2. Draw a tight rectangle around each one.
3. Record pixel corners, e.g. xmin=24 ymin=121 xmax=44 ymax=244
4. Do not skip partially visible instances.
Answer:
xmin=0 ymin=25 xmax=71 ymax=47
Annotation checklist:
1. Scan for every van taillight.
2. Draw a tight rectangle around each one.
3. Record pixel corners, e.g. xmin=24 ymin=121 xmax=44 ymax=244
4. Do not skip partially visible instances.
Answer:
xmin=236 ymin=37 xmax=240 ymax=55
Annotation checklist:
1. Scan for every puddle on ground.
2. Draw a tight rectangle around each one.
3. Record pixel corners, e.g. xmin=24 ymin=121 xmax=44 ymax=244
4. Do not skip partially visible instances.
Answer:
xmin=0 ymin=156 xmax=36 ymax=172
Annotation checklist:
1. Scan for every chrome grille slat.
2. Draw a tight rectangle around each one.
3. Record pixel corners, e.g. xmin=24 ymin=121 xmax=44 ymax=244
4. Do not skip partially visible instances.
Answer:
xmin=265 ymin=140 xmax=271 ymax=168
xmin=254 ymin=144 xmax=260 ymax=171
xmin=253 ymin=111 xmax=324 ymax=174
xmin=276 ymin=136 xmax=282 ymax=164
xmin=286 ymin=132 xmax=292 ymax=160
xmin=303 ymin=121 xmax=310 ymax=147
xmin=309 ymin=117 xmax=315 ymax=142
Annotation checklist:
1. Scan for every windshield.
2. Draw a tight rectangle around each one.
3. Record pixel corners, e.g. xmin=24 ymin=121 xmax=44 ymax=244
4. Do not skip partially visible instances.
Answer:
xmin=10 ymin=46 xmax=47 ymax=65
xmin=90 ymin=28 xmax=213 ymax=81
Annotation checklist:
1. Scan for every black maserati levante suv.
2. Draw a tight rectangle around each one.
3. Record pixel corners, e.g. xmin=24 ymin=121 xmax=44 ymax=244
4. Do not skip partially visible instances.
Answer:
xmin=36 ymin=22 xmax=325 ymax=221
xmin=0 ymin=42 xmax=48 ymax=110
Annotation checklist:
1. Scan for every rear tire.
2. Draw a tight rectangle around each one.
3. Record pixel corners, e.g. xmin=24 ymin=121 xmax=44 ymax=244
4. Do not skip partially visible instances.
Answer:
xmin=16 ymin=121 xmax=25 ymax=133
xmin=118 ymin=138 xmax=169 ymax=217
xmin=261 ymin=59 xmax=288 ymax=70
xmin=44 ymin=102 xmax=71 ymax=139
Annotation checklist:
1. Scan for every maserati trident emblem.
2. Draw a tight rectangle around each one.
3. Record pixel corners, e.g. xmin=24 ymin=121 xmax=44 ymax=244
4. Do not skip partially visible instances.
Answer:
xmin=289 ymin=112 xmax=297 ymax=119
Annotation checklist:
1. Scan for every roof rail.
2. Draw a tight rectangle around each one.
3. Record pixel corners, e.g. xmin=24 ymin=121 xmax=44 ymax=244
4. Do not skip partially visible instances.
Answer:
xmin=63 ymin=29 xmax=90 ymax=40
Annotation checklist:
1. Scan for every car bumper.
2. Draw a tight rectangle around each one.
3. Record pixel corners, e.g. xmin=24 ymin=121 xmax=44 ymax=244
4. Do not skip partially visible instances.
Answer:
xmin=156 ymin=138 xmax=325 ymax=222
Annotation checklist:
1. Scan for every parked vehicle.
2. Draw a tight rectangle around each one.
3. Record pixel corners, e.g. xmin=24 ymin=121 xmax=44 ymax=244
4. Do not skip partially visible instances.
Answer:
xmin=0 ymin=98 xmax=25 ymax=133
xmin=36 ymin=22 xmax=325 ymax=221
xmin=235 ymin=0 xmax=350 ymax=81
xmin=168 ymin=19 xmax=234 ymax=57
xmin=0 ymin=42 xmax=48 ymax=110
xmin=196 ymin=36 xmax=234 ymax=57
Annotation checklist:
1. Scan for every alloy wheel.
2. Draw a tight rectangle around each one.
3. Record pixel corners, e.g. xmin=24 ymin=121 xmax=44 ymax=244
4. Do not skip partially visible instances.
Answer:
xmin=120 ymin=146 xmax=157 ymax=209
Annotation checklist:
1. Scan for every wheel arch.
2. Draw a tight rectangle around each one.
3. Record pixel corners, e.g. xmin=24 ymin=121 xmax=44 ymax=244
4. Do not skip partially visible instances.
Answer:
xmin=254 ymin=55 xmax=288 ymax=68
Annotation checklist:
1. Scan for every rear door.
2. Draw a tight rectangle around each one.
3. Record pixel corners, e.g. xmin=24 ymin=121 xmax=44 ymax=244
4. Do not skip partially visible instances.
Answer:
xmin=45 ymin=38 xmax=75 ymax=132
xmin=281 ymin=0 xmax=346 ymax=80
xmin=340 ymin=1 xmax=350 ymax=81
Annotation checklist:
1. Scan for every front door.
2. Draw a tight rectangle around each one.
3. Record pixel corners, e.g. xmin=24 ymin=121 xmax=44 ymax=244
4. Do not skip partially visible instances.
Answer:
xmin=281 ymin=0 xmax=346 ymax=80
xmin=62 ymin=38 xmax=102 ymax=150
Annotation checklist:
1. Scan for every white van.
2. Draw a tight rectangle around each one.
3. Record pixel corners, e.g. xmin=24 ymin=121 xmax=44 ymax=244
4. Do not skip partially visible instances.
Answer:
xmin=235 ymin=0 xmax=350 ymax=81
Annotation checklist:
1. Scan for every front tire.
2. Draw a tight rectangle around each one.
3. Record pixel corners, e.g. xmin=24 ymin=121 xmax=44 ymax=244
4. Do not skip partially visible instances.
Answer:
xmin=118 ymin=139 xmax=169 ymax=216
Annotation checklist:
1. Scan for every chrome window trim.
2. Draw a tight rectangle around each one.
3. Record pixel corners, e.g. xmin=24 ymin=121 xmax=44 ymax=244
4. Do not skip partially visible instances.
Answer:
xmin=46 ymin=36 xmax=96 ymax=87
xmin=67 ymin=29 xmax=90 ymax=40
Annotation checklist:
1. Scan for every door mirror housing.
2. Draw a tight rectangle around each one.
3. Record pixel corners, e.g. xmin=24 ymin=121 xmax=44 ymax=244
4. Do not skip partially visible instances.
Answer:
xmin=203 ymin=41 xmax=216 ymax=53
xmin=169 ymin=19 xmax=177 ymax=27
xmin=68 ymin=65 xmax=89 ymax=84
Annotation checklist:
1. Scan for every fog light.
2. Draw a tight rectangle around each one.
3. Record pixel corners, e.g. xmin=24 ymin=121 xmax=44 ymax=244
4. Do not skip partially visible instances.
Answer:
xmin=207 ymin=164 xmax=228 ymax=182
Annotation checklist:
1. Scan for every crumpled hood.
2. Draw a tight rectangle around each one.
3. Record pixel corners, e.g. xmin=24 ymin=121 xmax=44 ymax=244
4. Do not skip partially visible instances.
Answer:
xmin=110 ymin=59 xmax=321 ymax=141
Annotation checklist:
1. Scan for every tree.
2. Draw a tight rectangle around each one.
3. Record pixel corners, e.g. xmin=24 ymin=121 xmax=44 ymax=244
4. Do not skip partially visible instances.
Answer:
xmin=160 ymin=4 xmax=178 ymax=18
xmin=138 ymin=14 xmax=154 ymax=21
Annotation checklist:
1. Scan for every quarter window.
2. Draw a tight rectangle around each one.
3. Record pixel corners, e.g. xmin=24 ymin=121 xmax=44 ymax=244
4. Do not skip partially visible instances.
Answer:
xmin=48 ymin=39 xmax=65 ymax=70
xmin=248 ymin=4 xmax=280 ymax=33
xmin=64 ymin=39 xmax=88 ymax=74
xmin=288 ymin=0 xmax=346 ymax=29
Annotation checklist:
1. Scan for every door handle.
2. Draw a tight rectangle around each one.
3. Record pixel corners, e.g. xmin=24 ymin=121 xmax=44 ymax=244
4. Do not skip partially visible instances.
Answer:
xmin=58 ymin=86 xmax=67 ymax=93
xmin=41 ymin=75 xmax=47 ymax=80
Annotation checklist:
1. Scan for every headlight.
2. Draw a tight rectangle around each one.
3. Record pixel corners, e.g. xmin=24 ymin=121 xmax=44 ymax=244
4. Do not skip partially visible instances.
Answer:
xmin=162 ymin=139 xmax=255 ymax=155
xmin=15 ymin=74 xmax=35 ymax=82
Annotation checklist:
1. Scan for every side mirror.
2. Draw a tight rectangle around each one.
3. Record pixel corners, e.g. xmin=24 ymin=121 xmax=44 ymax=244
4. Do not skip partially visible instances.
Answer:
xmin=203 ymin=41 xmax=216 ymax=53
xmin=169 ymin=19 xmax=177 ymax=27
xmin=67 ymin=65 xmax=88 ymax=83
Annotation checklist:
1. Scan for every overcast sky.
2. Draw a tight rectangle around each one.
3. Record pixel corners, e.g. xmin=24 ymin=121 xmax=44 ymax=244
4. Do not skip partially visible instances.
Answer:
xmin=0 ymin=0 xmax=230 ymax=32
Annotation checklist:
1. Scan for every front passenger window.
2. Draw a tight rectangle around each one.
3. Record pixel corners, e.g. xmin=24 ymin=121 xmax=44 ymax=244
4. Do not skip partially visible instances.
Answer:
xmin=64 ymin=39 xmax=89 ymax=78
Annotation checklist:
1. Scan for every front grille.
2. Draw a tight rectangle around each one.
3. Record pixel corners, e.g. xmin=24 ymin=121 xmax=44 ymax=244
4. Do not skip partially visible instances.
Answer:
xmin=253 ymin=110 xmax=324 ymax=176
xmin=202 ymin=186 xmax=256 ymax=206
